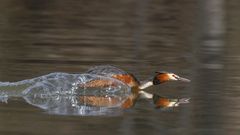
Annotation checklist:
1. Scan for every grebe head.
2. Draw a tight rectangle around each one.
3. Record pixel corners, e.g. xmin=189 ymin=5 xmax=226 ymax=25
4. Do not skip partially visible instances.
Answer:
xmin=153 ymin=71 xmax=190 ymax=85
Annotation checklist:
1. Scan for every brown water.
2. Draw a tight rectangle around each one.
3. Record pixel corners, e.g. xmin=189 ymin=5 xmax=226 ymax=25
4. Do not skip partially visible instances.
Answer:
xmin=0 ymin=0 xmax=240 ymax=134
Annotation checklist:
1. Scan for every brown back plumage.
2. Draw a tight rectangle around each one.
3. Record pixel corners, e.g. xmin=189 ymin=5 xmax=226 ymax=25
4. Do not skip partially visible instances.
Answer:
xmin=87 ymin=65 xmax=140 ymax=88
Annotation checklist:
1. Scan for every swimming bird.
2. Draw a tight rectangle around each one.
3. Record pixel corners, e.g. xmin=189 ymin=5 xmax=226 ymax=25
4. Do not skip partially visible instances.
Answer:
xmin=79 ymin=65 xmax=190 ymax=109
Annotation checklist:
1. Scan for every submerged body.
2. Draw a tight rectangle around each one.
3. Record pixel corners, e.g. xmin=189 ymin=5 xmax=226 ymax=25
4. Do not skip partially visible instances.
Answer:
xmin=86 ymin=65 xmax=140 ymax=108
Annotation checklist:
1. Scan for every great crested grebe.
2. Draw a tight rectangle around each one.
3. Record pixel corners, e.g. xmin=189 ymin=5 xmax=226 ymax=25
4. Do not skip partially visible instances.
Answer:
xmin=80 ymin=65 xmax=190 ymax=109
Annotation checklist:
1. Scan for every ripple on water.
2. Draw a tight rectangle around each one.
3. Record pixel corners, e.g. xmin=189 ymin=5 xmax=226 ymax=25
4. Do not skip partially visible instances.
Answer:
xmin=0 ymin=73 xmax=131 ymax=116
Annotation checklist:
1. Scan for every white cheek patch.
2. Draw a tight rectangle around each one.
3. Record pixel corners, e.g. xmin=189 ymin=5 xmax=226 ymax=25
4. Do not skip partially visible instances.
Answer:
xmin=168 ymin=102 xmax=177 ymax=107
xmin=168 ymin=74 xmax=178 ymax=81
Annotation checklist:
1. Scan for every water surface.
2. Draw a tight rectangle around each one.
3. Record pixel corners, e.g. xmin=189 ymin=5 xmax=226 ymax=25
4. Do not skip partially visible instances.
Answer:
xmin=0 ymin=0 xmax=240 ymax=135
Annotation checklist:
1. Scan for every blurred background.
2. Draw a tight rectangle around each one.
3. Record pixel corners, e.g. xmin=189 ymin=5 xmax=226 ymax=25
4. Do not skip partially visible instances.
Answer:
xmin=0 ymin=0 xmax=240 ymax=134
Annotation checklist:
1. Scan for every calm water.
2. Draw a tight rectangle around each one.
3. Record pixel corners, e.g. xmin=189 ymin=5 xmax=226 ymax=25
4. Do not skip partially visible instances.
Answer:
xmin=0 ymin=0 xmax=240 ymax=135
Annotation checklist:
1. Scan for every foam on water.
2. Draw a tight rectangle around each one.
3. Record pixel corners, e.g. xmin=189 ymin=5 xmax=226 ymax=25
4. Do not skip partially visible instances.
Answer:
xmin=0 ymin=73 xmax=131 ymax=116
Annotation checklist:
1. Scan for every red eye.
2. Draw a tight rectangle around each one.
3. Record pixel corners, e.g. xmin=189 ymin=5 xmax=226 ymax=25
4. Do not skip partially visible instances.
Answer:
xmin=172 ymin=74 xmax=179 ymax=79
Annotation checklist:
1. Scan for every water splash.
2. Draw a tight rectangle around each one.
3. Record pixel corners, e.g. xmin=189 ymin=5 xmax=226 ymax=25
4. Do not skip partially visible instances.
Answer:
xmin=0 ymin=73 xmax=131 ymax=116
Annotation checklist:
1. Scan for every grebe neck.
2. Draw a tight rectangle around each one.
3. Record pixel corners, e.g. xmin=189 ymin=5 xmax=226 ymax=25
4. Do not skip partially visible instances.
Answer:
xmin=139 ymin=91 xmax=153 ymax=99
xmin=139 ymin=78 xmax=153 ymax=90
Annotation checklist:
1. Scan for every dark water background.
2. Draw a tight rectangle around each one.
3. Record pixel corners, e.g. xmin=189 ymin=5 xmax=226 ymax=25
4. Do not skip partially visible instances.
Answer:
xmin=0 ymin=0 xmax=240 ymax=134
